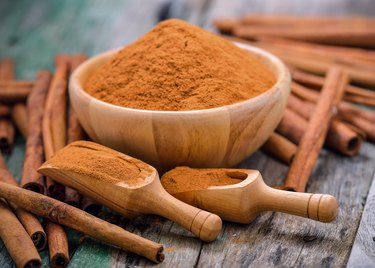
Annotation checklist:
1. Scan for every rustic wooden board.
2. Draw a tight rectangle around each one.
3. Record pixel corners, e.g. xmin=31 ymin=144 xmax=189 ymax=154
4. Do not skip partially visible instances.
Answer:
xmin=347 ymin=175 xmax=375 ymax=267
xmin=1 ymin=0 xmax=375 ymax=267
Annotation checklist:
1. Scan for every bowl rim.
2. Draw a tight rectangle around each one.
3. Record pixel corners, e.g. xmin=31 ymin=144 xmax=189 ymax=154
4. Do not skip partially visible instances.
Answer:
xmin=70 ymin=42 xmax=290 ymax=115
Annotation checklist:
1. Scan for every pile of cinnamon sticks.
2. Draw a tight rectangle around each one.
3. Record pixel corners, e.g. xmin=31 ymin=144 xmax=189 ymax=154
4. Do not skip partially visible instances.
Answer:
xmin=0 ymin=56 xmax=165 ymax=267
xmin=214 ymin=15 xmax=375 ymax=192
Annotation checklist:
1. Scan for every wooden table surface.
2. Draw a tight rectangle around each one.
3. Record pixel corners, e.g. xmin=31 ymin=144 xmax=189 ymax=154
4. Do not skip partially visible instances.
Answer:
xmin=1 ymin=0 xmax=375 ymax=267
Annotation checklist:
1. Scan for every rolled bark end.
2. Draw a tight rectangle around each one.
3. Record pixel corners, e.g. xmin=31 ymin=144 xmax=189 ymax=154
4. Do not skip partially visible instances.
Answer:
xmin=23 ymin=182 xmax=45 ymax=195
xmin=156 ymin=247 xmax=165 ymax=263
xmin=24 ymin=258 xmax=42 ymax=268
xmin=32 ymin=231 xmax=47 ymax=251
xmin=51 ymin=253 xmax=69 ymax=268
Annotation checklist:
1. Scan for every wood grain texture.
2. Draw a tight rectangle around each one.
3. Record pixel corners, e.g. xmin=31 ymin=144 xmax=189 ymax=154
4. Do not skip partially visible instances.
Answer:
xmin=347 ymin=175 xmax=375 ymax=267
xmin=1 ymin=0 xmax=375 ymax=267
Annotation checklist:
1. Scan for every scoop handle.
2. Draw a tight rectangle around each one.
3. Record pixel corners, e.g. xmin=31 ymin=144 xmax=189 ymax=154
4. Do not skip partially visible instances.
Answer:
xmin=149 ymin=191 xmax=222 ymax=242
xmin=258 ymin=187 xmax=338 ymax=222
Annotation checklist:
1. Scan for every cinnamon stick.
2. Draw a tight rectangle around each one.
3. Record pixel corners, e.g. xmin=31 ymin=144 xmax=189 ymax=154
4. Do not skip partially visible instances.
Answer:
xmin=21 ymin=70 xmax=52 ymax=194
xmin=284 ymin=67 xmax=347 ymax=192
xmin=0 ymin=81 xmax=32 ymax=102
xmin=0 ymin=182 xmax=165 ymax=263
xmin=276 ymin=109 xmax=306 ymax=145
xmin=0 ymin=199 xmax=42 ymax=268
xmin=0 ymin=104 xmax=10 ymax=117
xmin=44 ymin=221 xmax=69 ymax=268
xmin=279 ymin=53 xmax=375 ymax=87
xmin=227 ymin=36 xmax=375 ymax=87
xmin=11 ymin=103 xmax=28 ymax=138
xmin=0 ymin=119 xmax=15 ymax=154
xmin=43 ymin=55 xmax=70 ymax=200
xmin=344 ymin=93 xmax=375 ymax=107
xmin=0 ymin=59 xmax=15 ymax=153
xmin=51 ymin=55 xmax=70 ymax=151
xmin=287 ymin=94 xmax=363 ymax=156
xmin=337 ymin=110 xmax=375 ymax=142
xmin=257 ymin=36 xmax=375 ymax=64
xmin=233 ymin=22 xmax=375 ymax=47
xmin=64 ymin=54 xmax=87 ymax=207
xmin=261 ymin=132 xmax=297 ymax=164
xmin=0 ymin=58 xmax=14 ymax=79
xmin=213 ymin=18 xmax=238 ymax=34
xmin=41 ymin=57 xmax=72 ymax=267
xmin=0 ymin=154 xmax=47 ymax=251
xmin=292 ymin=82 xmax=375 ymax=142
xmin=240 ymin=15 xmax=375 ymax=29
xmin=291 ymin=69 xmax=375 ymax=106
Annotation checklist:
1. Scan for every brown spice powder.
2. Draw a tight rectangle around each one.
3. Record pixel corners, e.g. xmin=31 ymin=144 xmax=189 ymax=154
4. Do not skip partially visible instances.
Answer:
xmin=47 ymin=141 xmax=153 ymax=187
xmin=161 ymin=167 xmax=244 ymax=194
xmin=85 ymin=19 xmax=275 ymax=111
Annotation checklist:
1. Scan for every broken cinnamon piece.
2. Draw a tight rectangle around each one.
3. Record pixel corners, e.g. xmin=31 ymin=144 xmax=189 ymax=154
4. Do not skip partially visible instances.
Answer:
xmin=261 ymin=132 xmax=297 ymax=165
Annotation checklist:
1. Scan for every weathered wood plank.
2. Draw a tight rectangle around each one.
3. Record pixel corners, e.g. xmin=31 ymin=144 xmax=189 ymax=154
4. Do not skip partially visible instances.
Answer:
xmin=195 ymin=144 xmax=375 ymax=267
xmin=347 ymin=175 xmax=375 ymax=267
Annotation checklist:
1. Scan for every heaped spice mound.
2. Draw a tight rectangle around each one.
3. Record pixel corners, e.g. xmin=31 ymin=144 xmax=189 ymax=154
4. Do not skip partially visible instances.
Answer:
xmin=85 ymin=19 xmax=276 ymax=111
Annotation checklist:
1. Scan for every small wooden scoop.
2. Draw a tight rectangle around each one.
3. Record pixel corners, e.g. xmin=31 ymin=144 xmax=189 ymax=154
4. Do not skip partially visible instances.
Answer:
xmin=161 ymin=167 xmax=338 ymax=224
xmin=38 ymin=141 xmax=222 ymax=242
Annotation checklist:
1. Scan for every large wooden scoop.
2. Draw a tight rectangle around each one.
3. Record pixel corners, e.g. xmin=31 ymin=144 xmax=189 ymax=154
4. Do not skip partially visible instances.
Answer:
xmin=161 ymin=167 xmax=338 ymax=224
xmin=38 ymin=141 xmax=222 ymax=242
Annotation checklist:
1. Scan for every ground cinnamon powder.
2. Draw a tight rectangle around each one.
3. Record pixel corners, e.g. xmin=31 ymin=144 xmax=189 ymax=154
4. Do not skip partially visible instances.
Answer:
xmin=161 ymin=167 xmax=244 ymax=194
xmin=85 ymin=19 xmax=275 ymax=111
xmin=46 ymin=141 xmax=153 ymax=187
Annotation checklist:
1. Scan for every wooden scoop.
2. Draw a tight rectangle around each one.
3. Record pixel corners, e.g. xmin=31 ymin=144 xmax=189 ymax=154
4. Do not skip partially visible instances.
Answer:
xmin=38 ymin=141 xmax=222 ymax=242
xmin=161 ymin=167 xmax=338 ymax=224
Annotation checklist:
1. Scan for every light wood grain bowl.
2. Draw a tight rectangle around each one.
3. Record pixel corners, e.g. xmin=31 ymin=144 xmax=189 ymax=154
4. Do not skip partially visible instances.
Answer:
xmin=69 ymin=42 xmax=290 ymax=170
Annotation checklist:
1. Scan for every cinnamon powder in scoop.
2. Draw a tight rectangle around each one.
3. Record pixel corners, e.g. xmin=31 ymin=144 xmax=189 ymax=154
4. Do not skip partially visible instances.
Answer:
xmin=85 ymin=19 xmax=275 ymax=111
xmin=45 ymin=141 xmax=153 ymax=187
xmin=161 ymin=167 xmax=244 ymax=194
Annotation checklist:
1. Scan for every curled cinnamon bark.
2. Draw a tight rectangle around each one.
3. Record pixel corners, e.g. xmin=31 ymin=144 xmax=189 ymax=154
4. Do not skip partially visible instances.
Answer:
xmin=43 ymin=55 xmax=70 ymax=200
xmin=261 ymin=132 xmax=297 ymax=165
xmin=0 ymin=153 xmax=47 ymax=251
xmin=292 ymin=82 xmax=375 ymax=142
xmin=284 ymin=67 xmax=348 ymax=192
xmin=21 ymin=70 xmax=51 ymax=194
xmin=0 ymin=182 xmax=165 ymax=263
xmin=287 ymin=94 xmax=362 ymax=156
xmin=0 ymin=199 xmax=42 ymax=268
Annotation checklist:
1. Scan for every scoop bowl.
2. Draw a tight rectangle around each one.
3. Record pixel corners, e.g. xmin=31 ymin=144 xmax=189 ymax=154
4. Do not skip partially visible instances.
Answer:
xmin=69 ymin=42 xmax=290 ymax=170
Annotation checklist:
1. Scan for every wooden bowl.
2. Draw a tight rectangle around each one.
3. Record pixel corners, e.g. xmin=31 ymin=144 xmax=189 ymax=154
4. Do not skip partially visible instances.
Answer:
xmin=69 ymin=43 xmax=290 ymax=170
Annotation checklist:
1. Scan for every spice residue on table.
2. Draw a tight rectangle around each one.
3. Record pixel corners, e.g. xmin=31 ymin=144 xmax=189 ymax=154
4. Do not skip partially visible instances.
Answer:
xmin=85 ymin=19 xmax=275 ymax=111
xmin=161 ymin=166 xmax=244 ymax=194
